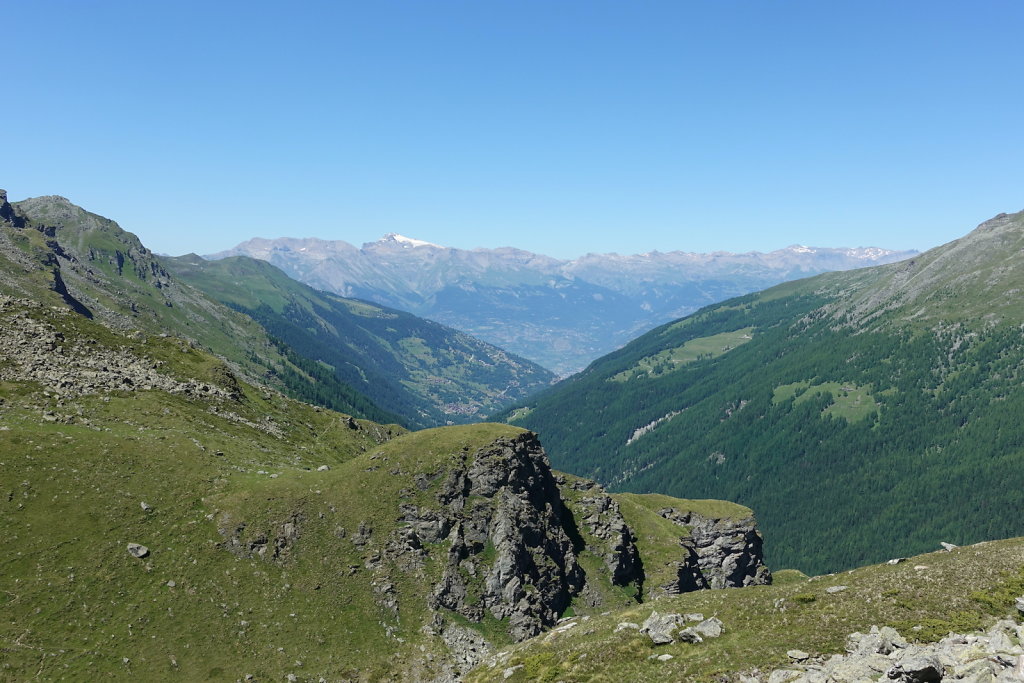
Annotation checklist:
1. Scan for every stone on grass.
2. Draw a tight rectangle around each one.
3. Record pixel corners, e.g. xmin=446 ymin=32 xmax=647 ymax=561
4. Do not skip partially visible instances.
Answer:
xmin=127 ymin=543 xmax=149 ymax=558
xmin=640 ymin=611 xmax=683 ymax=645
xmin=676 ymin=627 xmax=703 ymax=644
xmin=692 ymin=617 xmax=724 ymax=638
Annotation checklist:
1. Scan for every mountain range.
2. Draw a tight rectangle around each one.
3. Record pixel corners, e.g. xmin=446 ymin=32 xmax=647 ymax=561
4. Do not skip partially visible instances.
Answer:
xmin=5 ymin=186 xmax=1024 ymax=681
xmin=499 ymin=208 xmax=1024 ymax=575
xmin=211 ymin=235 xmax=917 ymax=374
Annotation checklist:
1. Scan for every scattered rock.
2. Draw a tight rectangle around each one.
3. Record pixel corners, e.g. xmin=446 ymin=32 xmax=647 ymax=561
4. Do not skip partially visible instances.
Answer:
xmin=317 ymin=465 xmax=330 ymax=471
xmin=887 ymin=557 xmax=906 ymax=565
xmin=127 ymin=543 xmax=149 ymax=559
xmin=676 ymin=627 xmax=703 ymax=644
xmin=825 ymin=585 xmax=848 ymax=594
xmin=502 ymin=665 xmax=523 ymax=679
xmin=692 ymin=617 xmax=724 ymax=639
xmin=767 ymin=620 xmax=1024 ymax=683
xmin=140 ymin=501 xmax=152 ymax=512
xmin=940 ymin=541 xmax=958 ymax=552
xmin=887 ymin=649 xmax=942 ymax=682
xmin=640 ymin=610 xmax=683 ymax=645
xmin=614 ymin=622 xmax=640 ymax=633
xmin=656 ymin=654 xmax=674 ymax=662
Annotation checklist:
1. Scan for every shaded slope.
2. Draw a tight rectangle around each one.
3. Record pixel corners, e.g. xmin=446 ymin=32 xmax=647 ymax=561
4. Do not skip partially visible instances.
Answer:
xmin=164 ymin=254 xmax=555 ymax=428
xmin=500 ymin=209 xmax=1024 ymax=574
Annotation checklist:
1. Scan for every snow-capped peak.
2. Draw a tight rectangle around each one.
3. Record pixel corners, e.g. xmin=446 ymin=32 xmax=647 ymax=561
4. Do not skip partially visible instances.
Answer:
xmin=379 ymin=233 xmax=442 ymax=249
xmin=788 ymin=245 xmax=816 ymax=254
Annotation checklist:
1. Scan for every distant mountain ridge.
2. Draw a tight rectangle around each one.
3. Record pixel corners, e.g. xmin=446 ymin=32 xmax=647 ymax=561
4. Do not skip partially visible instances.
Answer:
xmin=211 ymin=235 xmax=917 ymax=374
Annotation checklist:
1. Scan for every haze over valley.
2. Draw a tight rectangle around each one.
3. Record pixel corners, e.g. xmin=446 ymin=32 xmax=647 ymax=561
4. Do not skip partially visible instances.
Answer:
xmin=212 ymin=235 xmax=916 ymax=374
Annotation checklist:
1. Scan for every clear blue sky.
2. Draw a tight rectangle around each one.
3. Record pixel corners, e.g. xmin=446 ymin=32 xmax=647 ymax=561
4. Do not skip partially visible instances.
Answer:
xmin=5 ymin=1 xmax=1023 ymax=258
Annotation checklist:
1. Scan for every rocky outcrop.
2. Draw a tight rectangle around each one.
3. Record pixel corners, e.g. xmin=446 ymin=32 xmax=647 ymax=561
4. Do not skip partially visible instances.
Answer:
xmin=0 ymin=190 xmax=25 ymax=229
xmin=762 ymin=620 xmax=1024 ymax=682
xmin=558 ymin=477 xmax=643 ymax=595
xmin=658 ymin=507 xmax=771 ymax=592
xmin=415 ymin=432 xmax=585 ymax=642
xmin=219 ymin=514 xmax=303 ymax=563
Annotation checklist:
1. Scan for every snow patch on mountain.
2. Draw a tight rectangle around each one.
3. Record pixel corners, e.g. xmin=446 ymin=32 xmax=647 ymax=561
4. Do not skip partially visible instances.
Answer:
xmin=377 ymin=233 xmax=443 ymax=249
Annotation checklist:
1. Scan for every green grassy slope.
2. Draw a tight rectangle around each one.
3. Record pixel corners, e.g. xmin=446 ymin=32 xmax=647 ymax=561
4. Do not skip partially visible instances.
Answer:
xmin=164 ymin=254 xmax=555 ymax=428
xmin=0 ymin=298 xmax=420 ymax=680
xmin=0 ymin=193 xmax=398 ymax=425
xmin=498 ymin=209 xmax=1024 ymax=575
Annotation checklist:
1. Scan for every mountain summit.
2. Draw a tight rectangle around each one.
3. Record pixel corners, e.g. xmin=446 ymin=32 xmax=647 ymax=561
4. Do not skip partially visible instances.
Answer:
xmin=372 ymin=233 xmax=443 ymax=249
xmin=211 ymin=237 xmax=916 ymax=374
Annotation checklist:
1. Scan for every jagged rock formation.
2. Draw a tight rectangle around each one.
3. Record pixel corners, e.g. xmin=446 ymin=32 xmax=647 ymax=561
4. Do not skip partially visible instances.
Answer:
xmin=559 ymin=476 xmax=643 ymax=591
xmin=658 ymin=506 xmax=772 ymax=591
xmin=414 ymin=432 xmax=586 ymax=642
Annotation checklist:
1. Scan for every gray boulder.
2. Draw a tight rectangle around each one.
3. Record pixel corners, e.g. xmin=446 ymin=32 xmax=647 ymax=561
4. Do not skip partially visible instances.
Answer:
xmin=692 ymin=617 xmax=724 ymax=639
xmin=640 ymin=610 xmax=683 ymax=645
xmin=127 ymin=542 xmax=149 ymax=558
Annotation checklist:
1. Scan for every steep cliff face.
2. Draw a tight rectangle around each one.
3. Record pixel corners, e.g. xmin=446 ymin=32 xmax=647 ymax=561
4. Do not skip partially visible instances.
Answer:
xmin=417 ymin=432 xmax=586 ymax=641
xmin=556 ymin=475 xmax=645 ymax=607
xmin=612 ymin=492 xmax=772 ymax=599
xmin=659 ymin=506 xmax=772 ymax=591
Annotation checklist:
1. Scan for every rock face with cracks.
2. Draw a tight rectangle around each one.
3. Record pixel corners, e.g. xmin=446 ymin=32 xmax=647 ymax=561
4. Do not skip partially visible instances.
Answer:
xmin=658 ymin=506 xmax=772 ymax=592
xmin=421 ymin=431 xmax=586 ymax=642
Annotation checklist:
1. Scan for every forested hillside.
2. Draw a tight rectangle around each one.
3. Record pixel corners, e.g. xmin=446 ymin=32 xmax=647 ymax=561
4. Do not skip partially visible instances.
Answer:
xmin=499 ymin=210 xmax=1024 ymax=575
xmin=164 ymin=255 xmax=554 ymax=428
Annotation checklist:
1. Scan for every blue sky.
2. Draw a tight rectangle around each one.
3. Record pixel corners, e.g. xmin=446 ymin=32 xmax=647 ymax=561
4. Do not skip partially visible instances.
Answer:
xmin=5 ymin=1 xmax=1023 ymax=258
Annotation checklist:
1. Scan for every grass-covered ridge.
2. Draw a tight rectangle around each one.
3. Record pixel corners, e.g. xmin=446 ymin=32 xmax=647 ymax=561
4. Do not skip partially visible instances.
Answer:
xmin=0 ymin=296 xmax=556 ymax=679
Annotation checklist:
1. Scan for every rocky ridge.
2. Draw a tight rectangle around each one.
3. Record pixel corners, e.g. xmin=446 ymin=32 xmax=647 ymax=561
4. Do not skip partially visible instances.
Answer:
xmin=419 ymin=432 xmax=585 ymax=642
xmin=0 ymin=295 xmax=233 ymax=402
xmin=210 ymin=426 xmax=774 ymax=679
xmin=762 ymin=620 xmax=1024 ymax=682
